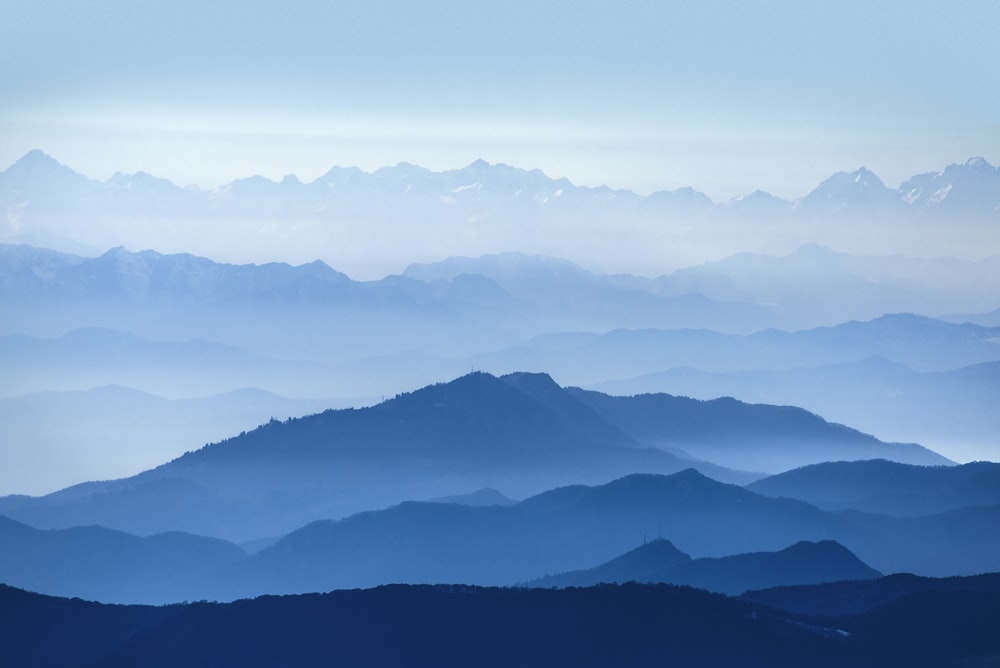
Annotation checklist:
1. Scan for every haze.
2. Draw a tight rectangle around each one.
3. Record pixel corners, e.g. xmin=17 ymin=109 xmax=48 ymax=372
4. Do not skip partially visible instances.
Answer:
xmin=2 ymin=0 xmax=998 ymax=203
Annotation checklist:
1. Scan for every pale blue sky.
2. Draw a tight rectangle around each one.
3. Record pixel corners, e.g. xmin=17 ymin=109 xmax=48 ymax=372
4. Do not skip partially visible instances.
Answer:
xmin=2 ymin=0 xmax=998 ymax=199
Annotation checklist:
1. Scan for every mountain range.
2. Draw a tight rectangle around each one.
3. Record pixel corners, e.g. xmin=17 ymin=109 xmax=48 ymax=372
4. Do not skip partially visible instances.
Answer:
xmin=3 ymin=152 xmax=999 ymax=665
xmin=2 ymin=464 xmax=997 ymax=604
xmin=3 ymin=242 xmax=998 ymax=494
xmin=10 ymin=578 xmax=1000 ymax=668
xmin=0 ymin=371 xmax=942 ymax=542
xmin=528 ymin=539 xmax=881 ymax=595
xmin=3 ymin=151 xmax=998 ymax=280
xmin=4 ymin=150 xmax=998 ymax=227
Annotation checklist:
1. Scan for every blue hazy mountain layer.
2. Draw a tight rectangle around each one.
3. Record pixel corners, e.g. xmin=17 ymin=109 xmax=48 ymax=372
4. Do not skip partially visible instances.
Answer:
xmin=748 ymin=459 xmax=1000 ymax=516
xmin=206 ymin=471 xmax=993 ymax=601
xmin=528 ymin=539 xmax=881 ymax=594
xmin=0 ymin=515 xmax=244 ymax=604
xmin=3 ymin=243 xmax=998 ymax=474
xmin=568 ymin=388 xmax=948 ymax=472
xmin=0 ymin=372 xmax=943 ymax=542
xmin=589 ymin=357 xmax=1000 ymax=456
xmin=0 ymin=470 xmax=995 ymax=604
xmin=4 ymin=150 xmax=998 ymax=229
xmin=3 ymin=579 xmax=1000 ymax=668
xmin=742 ymin=571 xmax=1000 ymax=617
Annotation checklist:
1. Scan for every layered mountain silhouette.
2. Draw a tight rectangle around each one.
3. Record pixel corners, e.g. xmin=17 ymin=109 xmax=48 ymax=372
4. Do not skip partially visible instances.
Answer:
xmin=198 ymin=469 xmax=997 ymax=602
xmin=743 ymin=571 xmax=1000 ymax=617
xmin=4 ymin=151 xmax=997 ymax=231
xmin=11 ymin=579 xmax=1000 ymax=668
xmin=590 ymin=356 xmax=1000 ymax=456
xmin=1 ymin=468 xmax=996 ymax=605
xmin=567 ymin=388 xmax=947 ymax=472
xmin=529 ymin=539 xmax=881 ymax=594
xmin=748 ymin=459 xmax=1000 ymax=515
xmin=0 ymin=515 xmax=244 ymax=604
xmin=0 ymin=372 xmax=946 ymax=542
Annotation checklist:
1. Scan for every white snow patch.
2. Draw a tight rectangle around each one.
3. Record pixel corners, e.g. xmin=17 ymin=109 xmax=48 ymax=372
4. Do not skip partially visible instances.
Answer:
xmin=454 ymin=183 xmax=481 ymax=194
xmin=930 ymin=184 xmax=952 ymax=204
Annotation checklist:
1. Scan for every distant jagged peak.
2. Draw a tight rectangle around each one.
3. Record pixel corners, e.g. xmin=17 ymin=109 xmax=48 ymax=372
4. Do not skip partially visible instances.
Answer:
xmin=401 ymin=251 xmax=592 ymax=283
xmin=646 ymin=185 xmax=713 ymax=204
xmin=726 ymin=189 xmax=786 ymax=204
xmin=7 ymin=149 xmax=63 ymax=172
xmin=958 ymin=156 xmax=995 ymax=171
xmin=90 ymin=244 xmax=345 ymax=279
xmin=4 ymin=149 xmax=89 ymax=183
xmin=812 ymin=166 xmax=889 ymax=194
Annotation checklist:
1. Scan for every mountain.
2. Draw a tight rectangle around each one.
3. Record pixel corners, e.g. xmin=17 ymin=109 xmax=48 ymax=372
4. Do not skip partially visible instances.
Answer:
xmin=0 ymin=385 xmax=342 ymax=496
xmin=587 ymin=357 xmax=1000 ymax=459
xmin=475 ymin=314 xmax=1000 ymax=387
xmin=0 ymin=373 xmax=753 ymax=541
xmin=4 ymin=152 xmax=999 ymax=283
xmin=530 ymin=539 xmax=881 ymax=595
xmin=396 ymin=251 xmax=777 ymax=334
xmin=900 ymin=157 xmax=1000 ymax=219
xmin=0 ymin=328 xmax=342 ymax=398
xmin=218 ymin=471 xmax=998 ymax=600
xmin=16 ymin=580 xmax=1000 ymax=668
xmin=654 ymin=245 xmax=1000 ymax=329
xmin=1 ymin=244 xmax=778 ymax=343
xmin=0 ymin=515 xmax=244 ymax=604
xmin=427 ymin=488 xmax=517 ymax=506
xmin=796 ymin=167 xmax=903 ymax=220
xmin=2 ymin=470 xmax=995 ymax=605
xmin=525 ymin=538 xmax=692 ymax=588
xmin=4 ymin=151 xmax=997 ymax=232
xmin=0 ymin=370 xmax=940 ymax=542
xmin=567 ymin=387 xmax=948 ymax=472
xmin=208 ymin=470 xmax=856 ymax=599
xmin=747 ymin=460 xmax=1000 ymax=516
xmin=743 ymin=571 xmax=1000 ymax=617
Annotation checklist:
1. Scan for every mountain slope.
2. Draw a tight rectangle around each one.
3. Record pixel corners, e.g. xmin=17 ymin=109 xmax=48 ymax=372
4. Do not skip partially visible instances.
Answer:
xmin=530 ymin=539 xmax=881 ymax=594
xmin=16 ymin=581 xmax=990 ymax=668
xmin=0 ymin=515 xmax=244 ymax=604
xmin=568 ymin=388 xmax=949 ymax=472
xmin=748 ymin=460 xmax=1000 ymax=515
xmin=588 ymin=357 xmax=1000 ymax=459
xmin=209 ymin=470 xmax=861 ymax=599
xmin=0 ymin=373 xmax=749 ymax=541
xmin=0 ymin=370 xmax=936 ymax=542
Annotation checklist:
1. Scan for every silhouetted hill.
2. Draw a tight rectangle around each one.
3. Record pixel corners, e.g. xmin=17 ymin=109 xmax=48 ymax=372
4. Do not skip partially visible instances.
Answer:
xmin=427 ymin=488 xmax=517 ymax=506
xmin=525 ymin=538 xmax=692 ymax=588
xmin=664 ymin=540 xmax=881 ymax=595
xmin=836 ymin=503 xmax=1000 ymax=576
xmin=526 ymin=537 xmax=689 ymax=587
xmin=531 ymin=540 xmax=880 ymax=595
xmin=569 ymin=388 xmax=948 ymax=472
xmin=4 ymin=580 xmax=1000 ymax=668
xmin=0 ymin=373 xmax=752 ymax=541
xmin=0 ymin=385 xmax=342 ymax=496
xmin=1 ymin=470 xmax=996 ymax=604
xmin=743 ymin=572 xmax=1000 ymax=617
xmin=589 ymin=356 xmax=1000 ymax=459
xmin=207 ymin=470 xmax=860 ymax=600
xmin=0 ymin=515 xmax=244 ymax=604
xmin=748 ymin=459 xmax=1000 ymax=515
